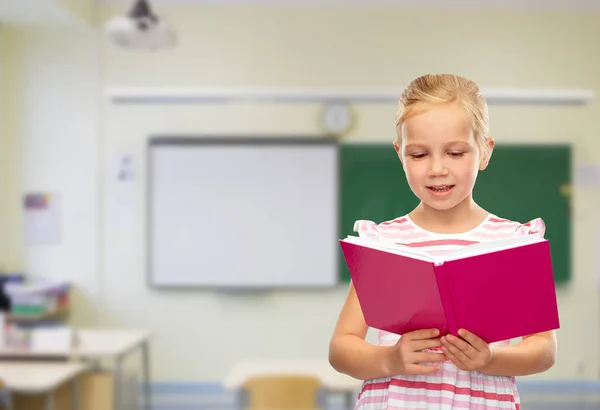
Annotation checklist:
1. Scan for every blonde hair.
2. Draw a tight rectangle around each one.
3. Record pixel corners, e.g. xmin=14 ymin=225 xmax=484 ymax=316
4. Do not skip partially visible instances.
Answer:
xmin=395 ymin=74 xmax=491 ymax=158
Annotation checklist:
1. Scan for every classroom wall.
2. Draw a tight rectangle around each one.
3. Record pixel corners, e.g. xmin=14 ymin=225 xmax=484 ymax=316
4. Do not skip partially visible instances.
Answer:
xmin=0 ymin=27 xmax=7 ymax=266
xmin=0 ymin=25 xmax=25 ymax=271
xmin=3 ymin=25 xmax=103 ymax=326
xmin=5 ymin=6 xmax=600 ymax=382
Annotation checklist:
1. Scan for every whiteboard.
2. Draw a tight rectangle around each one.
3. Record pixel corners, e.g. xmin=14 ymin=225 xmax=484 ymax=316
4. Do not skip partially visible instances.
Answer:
xmin=147 ymin=138 xmax=339 ymax=288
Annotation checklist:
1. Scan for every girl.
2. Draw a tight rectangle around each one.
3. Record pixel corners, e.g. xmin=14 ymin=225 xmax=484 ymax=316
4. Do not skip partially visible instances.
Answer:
xmin=328 ymin=74 xmax=557 ymax=410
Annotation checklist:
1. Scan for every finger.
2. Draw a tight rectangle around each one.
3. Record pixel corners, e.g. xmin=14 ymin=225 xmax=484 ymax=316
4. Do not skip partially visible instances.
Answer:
xmin=441 ymin=336 xmax=471 ymax=363
xmin=413 ymin=351 xmax=447 ymax=363
xmin=442 ymin=346 xmax=466 ymax=370
xmin=411 ymin=338 xmax=443 ymax=351
xmin=444 ymin=334 xmax=476 ymax=360
xmin=405 ymin=363 xmax=441 ymax=375
xmin=458 ymin=329 xmax=488 ymax=352
xmin=405 ymin=328 xmax=440 ymax=341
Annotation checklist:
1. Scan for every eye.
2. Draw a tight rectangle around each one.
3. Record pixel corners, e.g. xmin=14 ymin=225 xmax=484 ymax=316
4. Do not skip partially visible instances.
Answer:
xmin=409 ymin=153 xmax=427 ymax=159
xmin=448 ymin=151 xmax=465 ymax=158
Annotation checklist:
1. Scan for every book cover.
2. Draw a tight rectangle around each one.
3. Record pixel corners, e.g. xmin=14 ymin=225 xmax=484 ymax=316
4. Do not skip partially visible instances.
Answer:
xmin=339 ymin=235 xmax=560 ymax=343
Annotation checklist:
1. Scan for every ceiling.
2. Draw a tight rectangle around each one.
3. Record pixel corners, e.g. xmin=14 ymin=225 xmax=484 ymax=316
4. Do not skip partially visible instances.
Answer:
xmin=98 ymin=0 xmax=600 ymax=10
xmin=1 ymin=0 xmax=599 ymax=28
xmin=0 ymin=0 xmax=83 ymax=26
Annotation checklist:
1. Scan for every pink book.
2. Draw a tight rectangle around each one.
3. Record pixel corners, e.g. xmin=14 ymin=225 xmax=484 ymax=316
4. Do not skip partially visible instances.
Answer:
xmin=339 ymin=234 xmax=560 ymax=343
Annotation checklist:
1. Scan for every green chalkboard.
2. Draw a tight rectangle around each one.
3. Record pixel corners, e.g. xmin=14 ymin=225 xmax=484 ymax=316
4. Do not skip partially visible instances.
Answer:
xmin=339 ymin=142 xmax=572 ymax=284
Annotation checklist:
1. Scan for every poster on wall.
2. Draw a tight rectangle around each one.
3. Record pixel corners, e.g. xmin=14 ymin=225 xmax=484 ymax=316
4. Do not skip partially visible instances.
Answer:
xmin=114 ymin=154 xmax=136 ymax=207
xmin=23 ymin=192 xmax=61 ymax=245
xmin=110 ymin=153 xmax=137 ymax=232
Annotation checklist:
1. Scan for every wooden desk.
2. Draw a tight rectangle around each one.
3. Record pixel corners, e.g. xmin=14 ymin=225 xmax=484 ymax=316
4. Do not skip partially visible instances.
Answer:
xmin=0 ymin=329 xmax=151 ymax=410
xmin=224 ymin=359 xmax=363 ymax=410
xmin=0 ymin=361 xmax=87 ymax=410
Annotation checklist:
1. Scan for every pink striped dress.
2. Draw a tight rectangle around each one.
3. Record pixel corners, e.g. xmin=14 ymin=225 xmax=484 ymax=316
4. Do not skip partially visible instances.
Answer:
xmin=352 ymin=213 xmax=546 ymax=410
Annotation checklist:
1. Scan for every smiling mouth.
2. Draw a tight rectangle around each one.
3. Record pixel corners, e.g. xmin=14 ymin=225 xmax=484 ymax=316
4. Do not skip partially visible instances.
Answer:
xmin=427 ymin=185 xmax=455 ymax=193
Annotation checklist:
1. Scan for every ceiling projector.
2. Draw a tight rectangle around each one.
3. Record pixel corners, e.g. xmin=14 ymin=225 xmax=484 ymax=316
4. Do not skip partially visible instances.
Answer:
xmin=106 ymin=0 xmax=177 ymax=51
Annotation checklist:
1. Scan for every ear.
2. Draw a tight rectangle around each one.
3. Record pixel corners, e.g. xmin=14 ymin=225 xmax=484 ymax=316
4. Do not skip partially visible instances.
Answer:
xmin=393 ymin=139 xmax=404 ymax=166
xmin=479 ymin=137 xmax=495 ymax=171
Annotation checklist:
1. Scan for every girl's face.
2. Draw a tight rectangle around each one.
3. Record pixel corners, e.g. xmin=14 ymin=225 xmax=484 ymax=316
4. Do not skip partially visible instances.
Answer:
xmin=393 ymin=102 xmax=492 ymax=212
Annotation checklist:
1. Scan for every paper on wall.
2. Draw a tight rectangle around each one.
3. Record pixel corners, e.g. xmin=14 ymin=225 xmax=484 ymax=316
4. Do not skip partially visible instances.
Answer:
xmin=23 ymin=192 xmax=61 ymax=245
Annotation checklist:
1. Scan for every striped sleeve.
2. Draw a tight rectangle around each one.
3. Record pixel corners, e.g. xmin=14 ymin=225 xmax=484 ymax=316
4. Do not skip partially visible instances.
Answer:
xmin=514 ymin=217 xmax=546 ymax=238
xmin=353 ymin=220 xmax=379 ymax=239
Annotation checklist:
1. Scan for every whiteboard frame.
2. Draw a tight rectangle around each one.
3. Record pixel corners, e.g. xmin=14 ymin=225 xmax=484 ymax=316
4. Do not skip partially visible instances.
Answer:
xmin=146 ymin=136 xmax=341 ymax=290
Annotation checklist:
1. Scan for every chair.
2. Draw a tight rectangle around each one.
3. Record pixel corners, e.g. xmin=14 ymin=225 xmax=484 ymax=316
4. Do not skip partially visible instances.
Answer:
xmin=242 ymin=374 xmax=324 ymax=410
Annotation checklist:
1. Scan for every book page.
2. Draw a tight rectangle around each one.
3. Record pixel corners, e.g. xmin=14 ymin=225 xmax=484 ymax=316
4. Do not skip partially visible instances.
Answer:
xmin=442 ymin=234 xmax=545 ymax=262
xmin=342 ymin=236 xmax=435 ymax=262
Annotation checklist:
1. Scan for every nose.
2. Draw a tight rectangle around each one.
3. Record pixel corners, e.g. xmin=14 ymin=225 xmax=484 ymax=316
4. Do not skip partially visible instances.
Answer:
xmin=428 ymin=155 xmax=448 ymax=177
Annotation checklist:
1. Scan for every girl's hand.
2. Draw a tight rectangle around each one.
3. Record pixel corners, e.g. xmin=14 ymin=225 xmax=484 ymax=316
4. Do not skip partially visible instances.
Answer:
xmin=387 ymin=328 xmax=447 ymax=376
xmin=441 ymin=329 xmax=493 ymax=372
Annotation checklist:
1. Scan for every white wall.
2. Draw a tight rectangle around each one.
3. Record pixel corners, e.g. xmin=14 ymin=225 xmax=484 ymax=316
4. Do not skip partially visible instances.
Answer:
xmin=3 ymin=25 xmax=102 ymax=326
xmin=5 ymin=7 xmax=600 ymax=383
xmin=0 ymin=26 xmax=7 ymax=266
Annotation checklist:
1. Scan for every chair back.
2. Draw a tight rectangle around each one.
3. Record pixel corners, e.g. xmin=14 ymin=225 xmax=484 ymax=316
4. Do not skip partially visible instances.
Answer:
xmin=243 ymin=374 xmax=322 ymax=410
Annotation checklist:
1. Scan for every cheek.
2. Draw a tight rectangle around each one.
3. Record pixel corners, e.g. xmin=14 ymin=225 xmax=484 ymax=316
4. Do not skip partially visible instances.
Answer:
xmin=403 ymin=162 xmax=426 ymax=185
xmin=454 ymin=160 xmax=480 ymax=183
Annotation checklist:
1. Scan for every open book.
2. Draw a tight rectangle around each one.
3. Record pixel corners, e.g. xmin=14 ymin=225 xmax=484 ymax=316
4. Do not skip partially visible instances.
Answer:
xmin=343 ymin=233 xmax=546 ymax=265
xmin=339 ymin=234 xmax=560 ymax=343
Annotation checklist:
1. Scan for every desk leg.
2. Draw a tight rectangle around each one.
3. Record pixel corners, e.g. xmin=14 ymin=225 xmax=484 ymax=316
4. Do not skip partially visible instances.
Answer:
xmin=113 ymin=354 xmax=124 ymax=410
xmin=71 ymin=377 xmax=80 ymax=410
xmin=141 ymin=340 xmax=151 ymax=410
xmin=45 ymin=391 xmax=55 ymax=410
